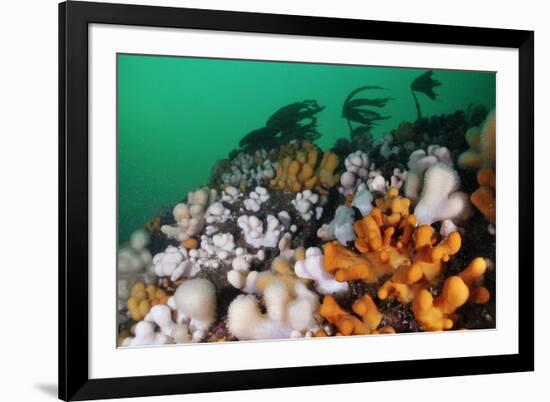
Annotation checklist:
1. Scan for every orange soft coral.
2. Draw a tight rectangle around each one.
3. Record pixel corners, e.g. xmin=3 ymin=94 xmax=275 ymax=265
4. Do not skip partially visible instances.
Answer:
xmin=273 ymin=140 xmax=318 ymax=163
xmin=356 ymin=188 xmax=415 ymax=250
xmin=377 ymin=280 xmax=423 ymax=304
xmin=458 ymin=110 xmax=496 ymax=170
xmin=412 ymin=276 xmax=469 ymax=331
xmin=127 ymin=282 xmax=168 ymax=321
xmin=458 ymin=257 xmax=491 ymax=304
xmin=345 ymin=189 xmax=463 ymax=303
xmin=323 ymin=241 xmax=375 ymax=282
xmin=374 ymin=187 xmax=411 ymax=226
xmin=352 ymin=294 xmax=382 ymax=330
xmin=269 ymin=140 xmax=339 ymax=193
xmin=319 ymin=294 xmax=387 ymax=336
xmin=325 ymin=188 xmax=488 ymax=315
xmin=352 ymin=190 xmax=422 ymax=285
xmin=320 ymin=295 xmax=369 ymax=335
xmin=471 ymin=167 xmax=496 ymax=224
xmin=377 ymin=228 xmax=461 ymax=303
xmin=316 ymin=151 xmax=340 ymax=193
xmin=412 ymin=257 xmax=490 ymax=331
xmin=413 ymin=228 xmax=462 ymax=282
xmin=321 ymin=187 xmax=492 ymax=332
xmin=353 ymin=208 xmax=414 ymax=281
xmin=269 ymin=141 xmax=319 ymax=192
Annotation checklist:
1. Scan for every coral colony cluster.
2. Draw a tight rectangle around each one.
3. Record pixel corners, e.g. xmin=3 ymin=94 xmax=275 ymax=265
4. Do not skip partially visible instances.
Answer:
xmin=117 ymin=71 xmax=497 ymax=346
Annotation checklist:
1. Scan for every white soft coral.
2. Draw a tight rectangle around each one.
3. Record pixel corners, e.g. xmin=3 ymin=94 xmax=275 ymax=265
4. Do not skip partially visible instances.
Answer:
xmin=172 ymin=278 xmax=217 ymax=341
xmin=117 ymin=229 xmax=155 ymax=312
xmin=227 ymin=281 xmax=320 ymax=340
xmin=226 ymin=247 xmax=266 ymax=291
xmin=221 ymin=185 xmax=242 ymax=204
xmin=404 ymin=145 xmax=453 ymax=200
xmin=196 ymin=232 xmax=236 ymax=268
xmin=294 ymin=247 xmax=348 ymax=294
xmin=237 ymin=214 xmax=283 ymax=248
xmin=152 ymin=245 xmax=200 ymax=281
xmin=414 ymin=163 xmax=472 ymax=225
xmin=339 ymin=151 xmax=369 ymax=196
xmin=118 ymin=229 xmax=153 ymax=275
xmin=244 ymin=186 xmax=270 ymax=212
xmin=121 ymin=286 xmax=215 ymax=346
xmin=161 ymin=188 xmax=216 ymax=241
xmin=121 ymin=321 xmax=173 ymax=346
xmin=292 ymin=190 xmax=323 ymax=221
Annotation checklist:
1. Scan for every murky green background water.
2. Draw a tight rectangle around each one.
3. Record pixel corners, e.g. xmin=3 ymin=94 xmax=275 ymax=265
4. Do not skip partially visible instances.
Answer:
xmin=117 ymin=54 xmax=495 ymax=244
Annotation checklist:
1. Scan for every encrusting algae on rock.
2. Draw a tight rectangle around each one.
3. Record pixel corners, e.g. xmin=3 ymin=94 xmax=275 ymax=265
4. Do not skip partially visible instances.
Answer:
xmin=116 ymin=68 xmax=497 ymax=346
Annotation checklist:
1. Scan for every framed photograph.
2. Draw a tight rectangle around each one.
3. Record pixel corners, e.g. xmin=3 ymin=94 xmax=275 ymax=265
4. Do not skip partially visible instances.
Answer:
xmin=59 ymin=1 xmax=534 ymax=400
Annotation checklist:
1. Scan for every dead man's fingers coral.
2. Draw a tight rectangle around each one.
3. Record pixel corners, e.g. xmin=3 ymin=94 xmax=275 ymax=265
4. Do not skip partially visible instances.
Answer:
xmin=412 ymin=276 xmax=469 ymax=331
xmin=237 ymin=214 xmax=283 ymax=248
xmin=413 ymin=163 xmax=472 ymax=225
xmin=471 ymin=168 xmax=496 ymax=225
xmin=294 ymin=247 xmax=349 ymax=294
xmin=319 ymin=294 xmax=383 ymax=335
xmin=458 ymin=257 xmax=491 ymax=304
xmin=322 ymin=241 xmax=375 ymax=282
xmin=174 ymin=278 xmax=217 ymax=336
xmin=227 ymin=280 xmax=320 ymax=340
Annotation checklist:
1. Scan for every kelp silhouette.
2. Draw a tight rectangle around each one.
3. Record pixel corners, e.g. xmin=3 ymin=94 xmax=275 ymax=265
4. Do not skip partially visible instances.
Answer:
xmin=239 ymin=100 xmax=324 ymax=152
xmin=342 ymin=86 xmax=392 ymax=135
xmin=410 ymin=70 xmax=441 ymax=120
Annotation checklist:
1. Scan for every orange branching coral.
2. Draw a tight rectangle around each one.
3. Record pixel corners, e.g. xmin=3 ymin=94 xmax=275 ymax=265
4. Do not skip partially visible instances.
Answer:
xmin=272 ymin=140 xmax=318 ymax=162
xmin=127 ymin=282 xmax=168 ymax=321
xmin=412 ymin=257 xmax=490 ymax=331
xmin=354 ymin=214 xmax=415 ymax=280
xmin=374 ymin=187 xmax=412 ymax=225
xmin=270 ymin=141 xmax=319 ymax=192
xmin=323 ymin=241 xmax=375 ymax=282
xmin=413 ymin=276 xmax=469 ymax=331
xmin=320 ymin=295 xmax=368 ymax=335
xmin=352 ymin=294 xmax=382 ymax=330
xmin=471 ymin=168 xmax=496 ymax=224
xmin=335 ymin=188 xmax=463 ymax=304
xmin=413 ymin=227 xmax=462 ymax=282
xmin=351 ymin=190 xmax=420 ymax=286
xmin=316 ymin=151 xmax=340 ymax=193
xmin=269 ymin=140 xmax=339 ymax=193
xmin=458 ymin=257 xmax=491 ymax=304
xmin=323 ymin=187 xmax=491 ymax=333
xmin=357 ymin=188 xmax=415 ymax=251
xmin=322 ymin=190 xmax=417 ymax=290
xmin=458 ymin=110 xmax=496 ymax=170
xmin=377 ymin=280 xmax=423 ymax=304
xmin=319 ymin=294 xmax=390 ymax=336
xmin=376 ymin=227 xmax=461 ymax=303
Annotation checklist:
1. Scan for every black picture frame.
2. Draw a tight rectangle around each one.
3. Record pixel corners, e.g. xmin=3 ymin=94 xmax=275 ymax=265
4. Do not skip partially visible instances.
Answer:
xmin=59 ymin=1 xmax=534 ymax=400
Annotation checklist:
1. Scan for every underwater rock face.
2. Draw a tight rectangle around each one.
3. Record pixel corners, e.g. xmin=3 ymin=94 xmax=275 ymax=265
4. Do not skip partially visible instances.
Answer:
xmin=116 ymin=62 xmax=496 ymax=346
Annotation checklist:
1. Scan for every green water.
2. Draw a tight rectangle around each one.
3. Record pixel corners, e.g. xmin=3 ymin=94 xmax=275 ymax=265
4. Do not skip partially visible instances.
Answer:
xmin=117 ymin=54 xmax=495 ymax=244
